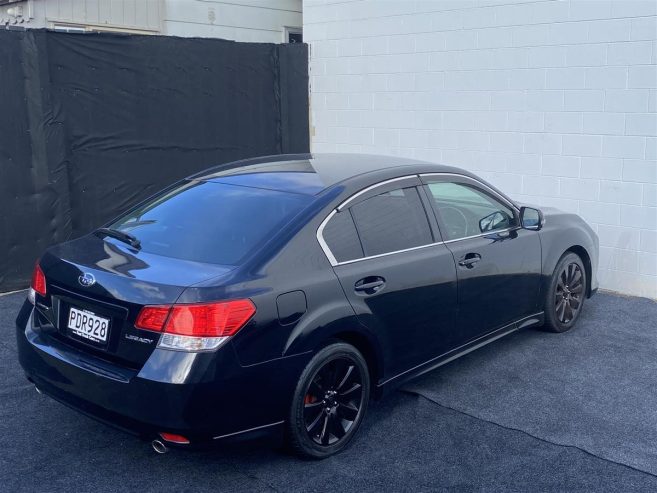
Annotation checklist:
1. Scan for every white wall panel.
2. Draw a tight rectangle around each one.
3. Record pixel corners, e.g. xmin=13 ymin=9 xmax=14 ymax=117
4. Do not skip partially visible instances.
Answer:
xmin=163 ymin=0 xmax=301 ymax=41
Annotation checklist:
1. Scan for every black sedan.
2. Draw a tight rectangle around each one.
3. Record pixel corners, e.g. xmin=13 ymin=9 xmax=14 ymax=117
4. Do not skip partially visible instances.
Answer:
xmin=16 ymin=153 xmax=599 ymax=458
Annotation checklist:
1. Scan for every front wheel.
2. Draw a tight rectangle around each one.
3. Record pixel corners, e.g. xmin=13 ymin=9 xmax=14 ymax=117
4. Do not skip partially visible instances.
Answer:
xmin=286 ymin=342 xmax=370 ymax=459
xmin=543 ymin=252 xmax=587 ymax=333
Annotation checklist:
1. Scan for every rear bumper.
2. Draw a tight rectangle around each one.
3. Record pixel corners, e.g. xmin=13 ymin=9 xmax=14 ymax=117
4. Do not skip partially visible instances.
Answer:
xmin=16 ymin=303 xmax=309 ymax=443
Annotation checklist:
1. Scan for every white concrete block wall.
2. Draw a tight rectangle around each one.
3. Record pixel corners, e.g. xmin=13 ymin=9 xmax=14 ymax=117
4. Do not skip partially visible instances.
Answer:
xmin=304 ymin=0 xmax=657 ymax=298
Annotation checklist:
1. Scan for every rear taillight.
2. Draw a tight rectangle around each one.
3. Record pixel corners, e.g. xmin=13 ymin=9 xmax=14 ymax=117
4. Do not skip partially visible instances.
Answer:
xmin=28 ymin=262 xmax=47 ymax=303
xmin=135 ymin=306 xmax=170 ymax=331
xmin=135 ymin=299 xmax=256 ymax=352
xmin=165 ymin=300 xmax=256 ymax=337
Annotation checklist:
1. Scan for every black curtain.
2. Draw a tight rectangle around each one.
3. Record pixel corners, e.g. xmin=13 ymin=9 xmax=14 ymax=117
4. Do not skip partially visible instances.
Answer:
xmin=0 ymin=29 xmax=309 ymax=291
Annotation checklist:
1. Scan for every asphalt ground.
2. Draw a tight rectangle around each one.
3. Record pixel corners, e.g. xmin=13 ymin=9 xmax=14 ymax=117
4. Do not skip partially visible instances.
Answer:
xmin=1 ymin=290 xmax=656 ymax=492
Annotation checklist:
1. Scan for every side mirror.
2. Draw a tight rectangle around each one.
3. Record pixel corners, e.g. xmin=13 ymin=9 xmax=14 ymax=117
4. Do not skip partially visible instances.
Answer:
xmin=479 ymin=211 xmax=508 ymax=233
xmin=520 ymin=206 xmax=543 ymax=231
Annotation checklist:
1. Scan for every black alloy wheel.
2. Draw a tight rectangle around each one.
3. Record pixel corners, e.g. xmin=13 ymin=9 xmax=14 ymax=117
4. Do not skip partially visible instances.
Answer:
xmin=555 ymin=262 xmax=584 ymax=324
xmin=287 ymin=342 xmax=370 ymax=459
xmin=304 ymin=357 xmax=363 ymax=445
xmin=543 ymin=252 xmax=587 ymax=333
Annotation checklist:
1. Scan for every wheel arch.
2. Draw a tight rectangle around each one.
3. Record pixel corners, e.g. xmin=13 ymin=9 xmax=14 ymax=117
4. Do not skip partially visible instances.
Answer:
xmin=331 ymin=330 xmax=383 ymax=397
xmin=539 ymin=218 xmax=598 ymax=301
xmin=564 ymin=245 xmax=593 ymax=297
xmin=282 ymin=302 xmax=385 ymax=391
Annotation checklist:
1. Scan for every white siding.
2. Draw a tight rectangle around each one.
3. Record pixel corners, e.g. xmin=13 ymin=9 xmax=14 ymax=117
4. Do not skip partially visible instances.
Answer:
xmin=1 ymin=1 xmax=302 ymax=41
xmin=162 ymin=0 xmax=302 ymax=42
xmin=305 ymin=0 xmax=657 ymax=298
xmin=0 ymin=0 xmax=162 ymax=32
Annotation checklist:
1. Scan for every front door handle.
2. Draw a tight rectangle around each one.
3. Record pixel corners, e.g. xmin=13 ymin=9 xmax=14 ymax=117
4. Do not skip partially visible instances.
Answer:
xmin=458 ymin=253 xmax=481 ymax=268
xmin=354 ymin=276 xmax=386 ymax=295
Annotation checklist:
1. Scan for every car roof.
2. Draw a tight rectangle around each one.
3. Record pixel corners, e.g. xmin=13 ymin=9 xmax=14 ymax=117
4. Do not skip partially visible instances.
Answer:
xmin=187 ymin=153 xmax=468 ymax=196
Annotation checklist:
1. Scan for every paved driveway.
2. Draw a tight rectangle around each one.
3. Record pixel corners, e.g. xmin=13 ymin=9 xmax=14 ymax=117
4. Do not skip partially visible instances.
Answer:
xmin=1 ymin=290 xmax=656 ymax=492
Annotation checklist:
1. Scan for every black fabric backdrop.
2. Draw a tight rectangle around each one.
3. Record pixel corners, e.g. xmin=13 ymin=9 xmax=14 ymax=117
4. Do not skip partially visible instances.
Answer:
xmin=0 ymin=29 xmax=309 ymax=292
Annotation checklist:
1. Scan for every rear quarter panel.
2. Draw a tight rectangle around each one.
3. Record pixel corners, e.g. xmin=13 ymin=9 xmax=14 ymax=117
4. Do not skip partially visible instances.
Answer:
xmin=178 ymin=196 xmax=380 ymax=372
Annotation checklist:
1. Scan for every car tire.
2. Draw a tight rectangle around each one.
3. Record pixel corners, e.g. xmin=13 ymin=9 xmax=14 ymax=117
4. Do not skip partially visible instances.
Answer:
xmin=543 ymin=252 xmax=587 ymax=333
xmin=286 ymin=342 xmax=370 ymax=459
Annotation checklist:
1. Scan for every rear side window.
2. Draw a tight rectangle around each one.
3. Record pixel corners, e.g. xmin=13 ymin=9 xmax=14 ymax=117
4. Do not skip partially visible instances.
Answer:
xmin=322 ymin=211 xmax=364 ymax=263
xmin=110 ymin=180 xmax=310 ymax=265
xmin=350 ymin=187 xmax=432 ymax=257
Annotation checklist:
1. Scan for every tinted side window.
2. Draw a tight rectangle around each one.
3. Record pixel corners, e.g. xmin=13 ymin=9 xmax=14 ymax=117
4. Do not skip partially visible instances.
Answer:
xmin=322 ymin=210 xmax=363 ymax=263
xmin=350 ymin=187 xmax=433 ymax=257
xmin=425 ymin=182 xmax=516 ymax=241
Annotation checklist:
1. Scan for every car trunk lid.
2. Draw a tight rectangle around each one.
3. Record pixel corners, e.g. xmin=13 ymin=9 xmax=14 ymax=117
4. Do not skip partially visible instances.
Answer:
xmin=36 ymin=234 xmax=234 ymax=368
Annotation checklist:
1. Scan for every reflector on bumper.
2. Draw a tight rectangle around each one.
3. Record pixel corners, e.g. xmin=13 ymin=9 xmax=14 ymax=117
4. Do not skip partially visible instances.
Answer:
xmin=157 ymin=334 xmax=229 ymax=352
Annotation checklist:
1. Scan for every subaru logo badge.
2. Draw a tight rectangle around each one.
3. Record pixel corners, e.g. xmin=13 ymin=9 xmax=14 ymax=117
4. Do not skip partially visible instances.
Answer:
xmin=78 ymin=273 xmax=96 ymax=287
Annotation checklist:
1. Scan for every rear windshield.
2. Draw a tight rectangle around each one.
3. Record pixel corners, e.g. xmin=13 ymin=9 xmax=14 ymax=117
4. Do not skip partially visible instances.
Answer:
xmin=110 ymin=180 xmax=311 ymax=265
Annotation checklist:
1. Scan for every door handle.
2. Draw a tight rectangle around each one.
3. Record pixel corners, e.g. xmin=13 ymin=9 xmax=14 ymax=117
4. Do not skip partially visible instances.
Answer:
xmin=354 ymin=276 xmax=386 ymax=295
xmin=458 ymin=253 xmax=481 ymax=268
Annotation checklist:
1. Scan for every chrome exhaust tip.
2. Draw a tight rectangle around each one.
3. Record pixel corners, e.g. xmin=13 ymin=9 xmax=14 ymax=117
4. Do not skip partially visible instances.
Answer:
xmin=151 ymin=439 xmax=169 ymax=454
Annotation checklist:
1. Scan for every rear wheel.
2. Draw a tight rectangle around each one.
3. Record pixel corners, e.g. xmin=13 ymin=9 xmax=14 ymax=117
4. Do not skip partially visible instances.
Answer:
xmin=543 ymin=252 xmax=586 ymax=333
xmin=287 ymin=342 xmax=370 ymax=459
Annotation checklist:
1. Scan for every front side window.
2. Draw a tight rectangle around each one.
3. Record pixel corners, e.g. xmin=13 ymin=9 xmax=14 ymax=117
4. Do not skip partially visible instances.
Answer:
xmin=425 ymin=182 xmax=516 ymax=241
xmin=349 ymin=187 xmax=433 ymax=257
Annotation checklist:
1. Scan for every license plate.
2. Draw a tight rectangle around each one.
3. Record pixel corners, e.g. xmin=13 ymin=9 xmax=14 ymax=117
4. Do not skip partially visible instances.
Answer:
xmin=67 ymin=307 xmax=110 ymax=345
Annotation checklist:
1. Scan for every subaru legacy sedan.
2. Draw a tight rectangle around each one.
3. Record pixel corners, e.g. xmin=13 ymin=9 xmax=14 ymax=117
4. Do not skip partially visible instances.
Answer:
xmin=16 ymin=153 xmax=598 ymax=458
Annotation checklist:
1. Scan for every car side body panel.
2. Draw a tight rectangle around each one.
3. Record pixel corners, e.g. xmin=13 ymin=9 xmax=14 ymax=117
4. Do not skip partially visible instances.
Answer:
xmin=331 ymin=245 xmax=458 ymax=380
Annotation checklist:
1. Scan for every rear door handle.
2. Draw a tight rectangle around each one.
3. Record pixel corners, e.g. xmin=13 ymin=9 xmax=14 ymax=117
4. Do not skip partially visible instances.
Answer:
xmin=458 ymin=253 xmax=481 ymax=268
xmin=354 ymin=276 xmax=386 ymax=295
